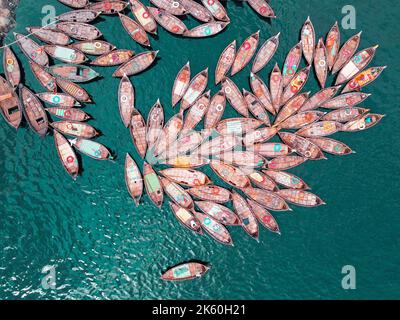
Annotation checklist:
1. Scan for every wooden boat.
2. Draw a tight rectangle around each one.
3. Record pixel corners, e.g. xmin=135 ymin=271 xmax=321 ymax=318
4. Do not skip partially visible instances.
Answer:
xmin=249 ymin=142 xmax=292 ymax=158
xmin=29 ymin=61 xmax=57 ymax=92
xmin=210 ymin=160 xmax=250 ymax=188
xmin=296 ymin=121 xmax=342 ymax=137
xmin=242 ymin=90 xmax=270 ymax=126
xmin=27 ymin=27 xmax=71 ymax=46
xmin=58 ymin=0 xmax=88 ymax=9
xmin=56 ymin=9 xmax=100 ymax=23
xmin=192 ymin=210 xmax=233 ymax=246
xmin=322 ymin=92 xmax=371 ymax=109
xmin=252 ymin=32 xmax=280 ymax=73
xmin=146 ymin=99 xmax=164 ymax=149
xmin=70 ymin=40 xmax=116 ymax=56
xmin=3 ymin=47 xmax=21 ymax=88
xmin=164 ymin=155 xmax=210 ymax=168
xmin=43 ymin=45 xmax=88 ymax=64
xmin=307 ymin=137 xmax=353 ymax=156
xmin=46 ymin=107 xmax=90 ymax=121
xmin=322 ymin=107 xmax=369 ymax=123
xmin=51 ymin=120 xmax=98 ymax=138
xmin=276 ymin=189 xmax=325 ymax=207
xmin=249 ymin=72 xmax=274 ymax=115
xmin=143 ymin=162 xmax=164 ymax=208
xmin=216 ymin=151 xmax=266 ymax=168
xmin=56 ymin=22 xmax=102 ymax=41
xmin=301 ymin=16 xmax=315 ymax=65
xmin=188 ymin=185 xmax=231 ymax=203
xmin=14 ymin=33 xmax=49 ymax=66
xmin=0 ymin=76 xmax=21 ymax=129
xmin=171 ymin=62 xmax=190 ymax=107
xmin=231 ymin=191 xmax=259 ymax=240
xmin=161 ymin=261 xmax=208 ymax=281
xmin=118 ymin=75 xmax=135 ymax=127
xmin=242 ymin=187 xmax=290 ymax=211
xmin=282 ymin=41 xmax=302 ymax=87
xmin=161 ymin=177 xmax=193 ymax=208
xmin=184 ymin=21 xmax=229 ymax=38
xmin=274 ymin=92 xmax=310 ymax=126
xmin=247 ymin=0 xmax=275 ymax=18
xmin=279 ymin=111 xmax=325 ymax=130
xmin=332 ymin=31 xmax=362 ymax=75
xmin=263 ymin=170 xmax=309 ymax=189
xmin=300 ymin=86 xmax=341 ymax=112
xmin=159 ymin=168 xmax=210 ymax=187
xmin=314 ymin=38 xmax=328 ymax=88
xmin=153 ymin=113 xmax=183 ymax=157
xmin=163 ymin=131 xmax=205 ymax=159
xmin=215 ymin=40 xmax=236 ymax=85
xmin=267 ymin=155 xmax=307 ymax=170
xmin=147 ymin=7 xmax=187 ymax=35
xmin=90 ymin=49 xmax=134 ymax=67
xmin=221 ymin=77 xmax=248 ymax=117
xmin=243 ymin=127 xmax=278 ymax=146
xmin=195 ymin=201 xmax=238 ymax=226
xmin=247 ymin=199 xmax=280 ymax=234
xmin=169 ymin=202 xmax=202 ymax=234
xmin=18 ymin=85 xmax=48 ymax=137
xmin=342 ymin=66 xmax=386 ymax=93
xmin=216 ymin=117 xmax=261 ymax=136
xmin=281 ymin=65 xmax=311 ymax=105
xmin=119 ymin=13 xmax=151 ymax=47
xmin=231 ymin=31 xmax=260 ymax=76
xmin=341 ymin=114 xmax=384 ymax=132
xmin=326 ymin=21 xmax=340 ymax=71
xmin=204 ymin=91 xmax=226 ymax=129
xmin=129 ymin=109 xmax=148 ymax=159
xmin=125 ymin=153 xmax=143 ymax=205
xmin=247 ymin=170 xmax=277 ymax=191
xmin=180 ymin=68 xmax=208 ymax=112
xmin=86 ymin=1 xmax=128 ymax=15
xmin=56 ymin=78 xmax=92 ymax=103
xmin=180 ymin=0 xmax=213 ymax=22
xmin=270 ymin=63 xmax=283 ymax=113
xmin=200 ymin=0 xmax=229 ymax=22
xmin=70 ymin=138 xmax=112 ymax=160
xmin=183 ymin=91 xmax=210 ymax=131
xmin=48 ymin=64 xmax=99 ymax=83
xmin=150 ymin=0 xmax=188 ymax=16
xmin=197 ymin=134 xmax=240 ymax=157
xmin=113 ymin=51 xmax=158 ymax=77
xmin=53 ymin=130 xmax=79 ymax=180
xmin=335 ymin=45 xmax=379 ymax=85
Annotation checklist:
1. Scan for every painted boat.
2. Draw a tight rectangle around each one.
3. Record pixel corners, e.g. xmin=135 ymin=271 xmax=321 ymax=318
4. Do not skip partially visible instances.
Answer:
xmin=163 ymin=130 xmax=205 ymax=159
xmin=58 ymin=0 xmax=88 ymax=9
xmin=279 ymin=111 xmax=325 ymax=130
xmin=44 ymin=45 xmax=87 ymax=64
xmin=161 ymin=177 xmax=193 ymax=208
xmin=29 ymin=61 xmax=57 ymax=92
xmin=322 ymin=107 xmax=369 ymax=123
xmin=14 ymin=33 xmax=49 ymax=66
xmin=3 ymin=47 xmax=21 ymax=88
xmin=231 ymin=191 xmax=259 ymax=240
xmin=56 ymin=22 xmax=102 ymax=41
xmin=243 ymin=127 xmax=278 ymax=146
xmin=282 ymin=41 xmax=302 ymax=87
xmin=129 ymin=109 xmax=148 ymax=159
xmin=247 ymin=170 xmax=277 ymax=191
xmin=38 ymin=94 xmax=78 ymax=108
xmin=341 ymin=114 xmax=384 ymax=132
xmin=270 ymin=63 xmax=283 ymax=113
xmin=204 ymin=91 xmax=226 ymax=129
xmin=263 ymin=170 xmax=309 ymax=189
xmin=250 ymin=142 xmax=292 ymax=158
xmin=146 ymin=99 xmax=164 ymax=149
xmin=276 ymin=189 xmax=325 ymax=207
xmin=26 ymin=27 xmax=71 ymax=46
xmin=342 ymin=66 xmax=386 ymax=93
xmin=192 ymin=210 xmax=233 ymax=246
xmin=274 ymin=92 xmax=310 ymax=126
xmin=249 ymin=72 xmax=274 ymax=115
xmin=180 ymin=68 xmax=208 ymax=112
xmin=90 ymin=49 xmax=134 ymax=67
xmin=180 ymin=0 xmax=213 ymax=22
xmin=47 ymin=107 xmax=90 ymax=121
xmin=18 ymin=85 xmax=48 ymax=137
xmin=171 ymin=62 xmax=190 ymax=107
xmin=215 ymin=40 xmax=236 ymax=85
xmin=322 ymin=92 xmax=371 ymax=109
xmin=301 ymin=16 xmax=315 ymax=65
xmin=197 ymin=134 xmax=239 ymax=157
xmin=216 ymin=151 xmax=266 ymax=168
xmin=221 ymin=77 xmax=248 ymax=117
xmin=160 ymin=168 xmax=210 ymax=187
xmin=143 ymin=162 xmax=164 ymax=208
xmin=183 ymin=91 xmax=210 ymax=131
xmin=70 ymin=40 xmax=116 ymax=56
xmin=247 ymin=199 xmax=280 ymax=234
xmin=281 ymin=65 xmax=311 ymax=105
xmin=188 ymin=185 xmax=230 ymax=203
xmin=307 ymin=137 xmax=353 ymax=156
xmin=0 ymin=76 xmax=21 ymax=129
xmin=56 ymin=78 xmax=92 ymax=103
xmin=242 ymin=187 xmax=290 ymax=211
xmin=150 ymin=0 xmax=188 ymax=16
xmin=231 ymin=30 xmax=260 ymax=76
xmin=48 ymin=64 xmax=99 ymax=83
xmin=195 ymin=201 xmax=238 ymax=226
xmin=296 ymin=121 xmax=343 ymax=137
xmin=147 ymin=7 xmax=187 ymax=35
xmin=169 ymin=202 xmax=202 ymax=234
xmin=247 ymin=0 xmax=275 ymax=18
xmin=314 ymin=38 xmax=328 ymax=88
xmin=200 ymin=0 xmax=229 ymax=22
xmin=118 ymin=75 xmax=135 ymax=128
xmin=267 ymin=155 xmax=307 ymax=170
xmin=125 ymin=153 xmax=143 ymax=205
xmin=70 ymin=138 xmax=112 ymax=160
xmin=113 ymin=50 xmax=158 ymax=77
xmin=153 ymin=113 xmax=183 ymax=157
xmin=164 ymin=155 xmax=210 ymax=168
xmin=53 ymin=130 xmax=79 ymax=180
xmin=210 ymin=160 xmax=250 ymax=188
xmin=243 ymin=90 xmax=270 ymax=126
xmin=326 ymin=21 xmax=340 ymax=71
xmin=119 ymin=13 xmax=151 ymax=47
xmin=86 ymin=1 xmax=128 ymax=15
xmin=183 ymin=21 xmax=229 ymax=38
xmin=51 ymin=120 xmax=98 ymax=138
xmin=56 ymin=9 xmax=100 ymax=23
xmin=216 ymin=117 xmax=261 ymax=136
xmin=252 ymin=32 xmax=280 ymax=73
xmin=161 ymin=261 xmax=208 ymax=281
xmin=300 ymin=86 xmax=341 ymax=112
xmin=332 ymin=31 xmax=362 ymax=75
xmin=335 ymin=45 xmax=379 ymax=85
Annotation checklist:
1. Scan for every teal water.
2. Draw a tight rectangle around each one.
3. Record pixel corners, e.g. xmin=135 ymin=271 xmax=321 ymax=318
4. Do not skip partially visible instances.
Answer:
xmin=1 ymin=0 xmax=399 ymax=300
